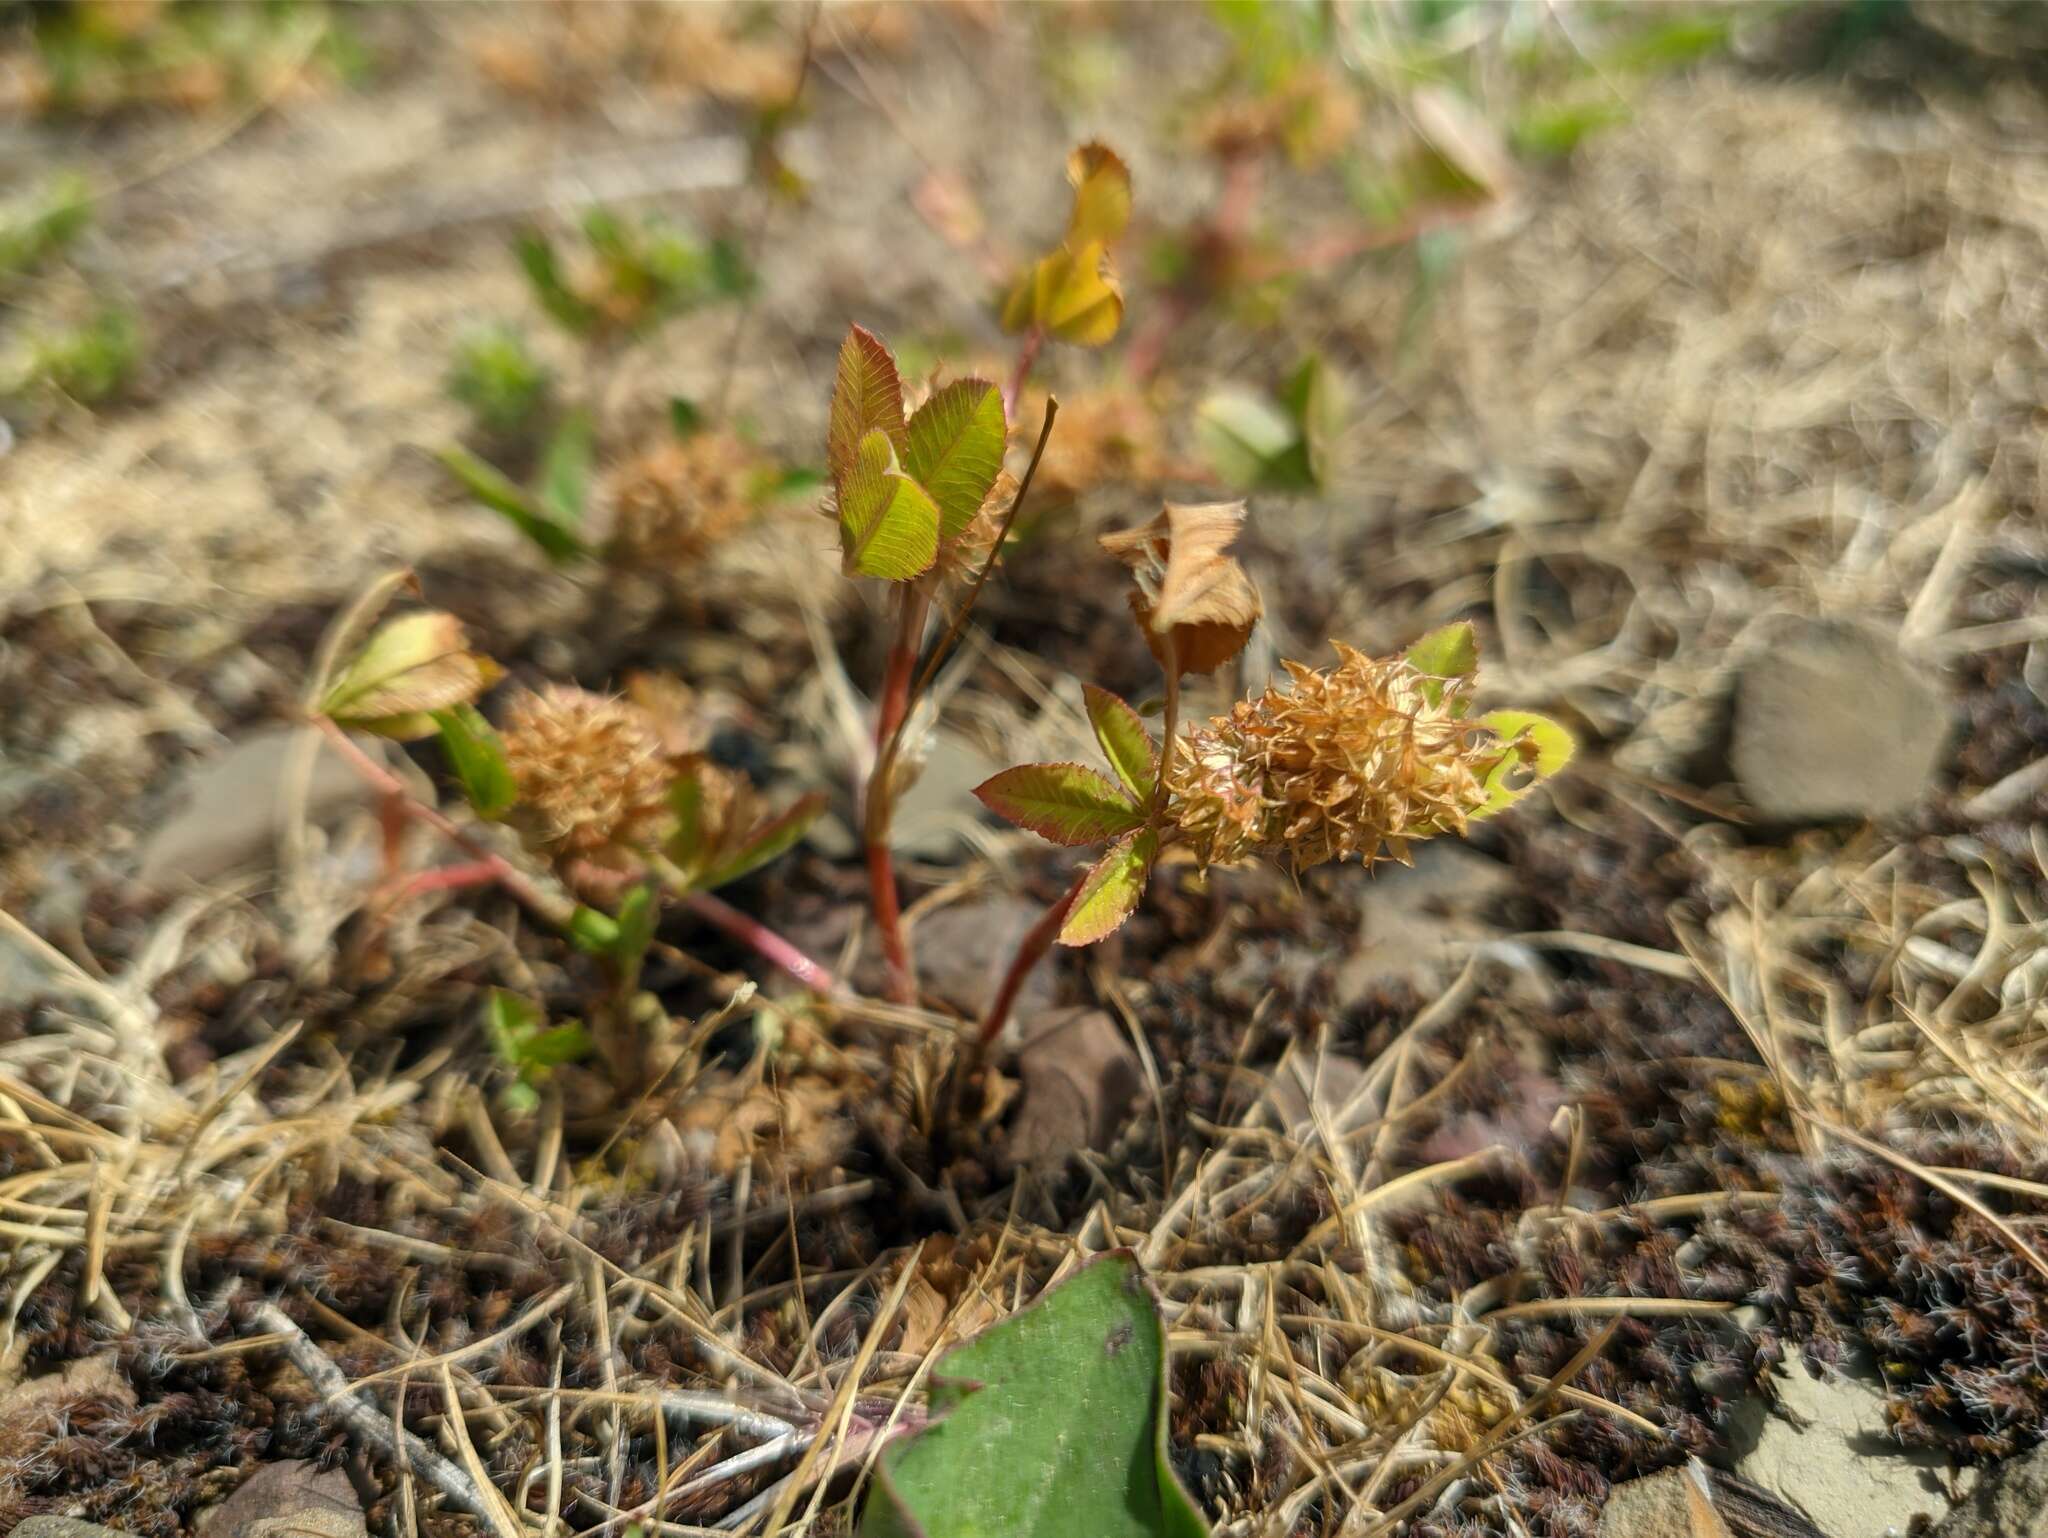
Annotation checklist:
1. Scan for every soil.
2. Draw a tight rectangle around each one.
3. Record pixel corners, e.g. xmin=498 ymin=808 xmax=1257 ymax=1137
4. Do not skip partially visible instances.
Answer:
xmin=4 ymin=5 xmax=2048 ymax=1538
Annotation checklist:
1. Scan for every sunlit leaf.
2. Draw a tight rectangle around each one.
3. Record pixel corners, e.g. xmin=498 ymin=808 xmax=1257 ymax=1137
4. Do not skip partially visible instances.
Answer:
xmin=1035 ymin=240 xmax=1125 ymax=347
xmin=611 ymin=882 xmax=658 ymax=989
xmin=1195 ymin=386 xmax=1301 ymax=490
xmin=521 ymin=1022 xmax=594 ymax=1069
xmin=1403 ymin=621 xmax=1479 ymax=710
xmin=567 ymin=905 xmax=622 ymax=954
xmin=1471 ymin=709 xmax=1576 ymax=817
xmin=975 ymin=762 xmax=1145 ymax=847
xmin=431 ymin=704 xmax=515 ymax=819
xmin=838 ymin=428 xmax=941 ymax=580
xmin=861 ymin=1251 xmax=1208 ymax=1538
xmin=1059 ymin=828 xmax=1156 ymax=947
xmin=667 ymin=771 xmax=706 ymax=870
xmin=1064 ymin=141 xmax=1133 ymax=249
xmin=827 ymin=324 xmax=908 ymax=490
xmin=1083 ymin=685 xmax=1158 ymax=801
xmin=321 ymin=612 xmax=502 ymax=738
xmin=905 ymin=378 xmax=1007 ymax=540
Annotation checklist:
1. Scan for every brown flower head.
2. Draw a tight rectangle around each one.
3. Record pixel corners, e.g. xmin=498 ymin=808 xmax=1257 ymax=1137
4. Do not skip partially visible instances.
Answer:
xmin=1165 ymin=641 xmax=1499 ymax=872
xmin=1099 ymin=500 xmax=1263 ymax=676
xmin=500 ymin=685 xmax=679 ymax=871
xmin=603 ymin=429 xmax=760 ymax=569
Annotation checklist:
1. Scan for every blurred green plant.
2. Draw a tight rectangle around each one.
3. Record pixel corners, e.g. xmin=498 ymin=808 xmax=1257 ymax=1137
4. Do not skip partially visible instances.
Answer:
xmin=22 ymin=302 xmax=143 ymax=404
xmin=482 ymin=988 xmax=593 ymax=1115
xmin=0 ymin=172 xmax=93 ymax=282
xmin=445 ymin=323 xmax=551 ymax=438
xmin=1196 ymin=355 xmax=1348 ymax=492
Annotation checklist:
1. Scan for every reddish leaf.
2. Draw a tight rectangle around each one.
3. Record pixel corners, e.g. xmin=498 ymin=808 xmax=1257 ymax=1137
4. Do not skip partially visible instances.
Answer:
xmin=975 ymin=762 xmax=1144 ymax=847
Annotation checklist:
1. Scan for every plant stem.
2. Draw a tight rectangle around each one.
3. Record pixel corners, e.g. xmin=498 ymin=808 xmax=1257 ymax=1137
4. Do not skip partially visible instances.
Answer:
xmin=1002 ymin=326 xmax=1043 ymax=422
xmin=681 ymin=890 xmax=839 ymax=996
xmin=977 ymin=867 xmax=1090 ymax=1050
xmin=865 ymin=584 xmax=932 ymax=1004
xmin=1155 ymin=635 xmax=1182 ymax=826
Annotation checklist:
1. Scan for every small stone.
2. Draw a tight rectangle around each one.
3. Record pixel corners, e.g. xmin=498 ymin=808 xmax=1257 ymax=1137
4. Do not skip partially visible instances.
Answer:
xmin=1336 ymin=843 xmax=1517 ymax=1005
xmin=913 ymin=894 xmax=1056 ymax=1022
xmin=1933 ymin=1439 xmax=2048 ymax=1538
xmin=1727 ymin=616 xmax=1948 ymax=823
xmin=1004 ymin=1008 xmax=1142 ymax=1166
xmin=10 ymin=1521 xmax=129 ymax=1538
xmin=1596 ymin=1467 xmax=1707 ymax=1538
xmin=195 ymin=1459 xmax=368 ymax=1538
xmin=135 ymin=725 xmax=397 ymax=895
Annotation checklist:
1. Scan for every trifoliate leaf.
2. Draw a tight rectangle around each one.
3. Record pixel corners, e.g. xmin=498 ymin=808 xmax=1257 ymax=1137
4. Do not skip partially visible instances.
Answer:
xmin=1083 ymin=684 xmax=1158 ymax=801
xmin=431 ymin=703 xmax=515 ymax=819
xmin=1059 ymin=828 xmax=1157 ymax=947
xmin=838 ymin=428 xmax=941 ymax=580
xmin=905 ymin=378 xmax=1007 ymax=540
xmin=861 ymin=1250 xmax=1208 ymax=1538
xmin=827 ymin=324 xmax=908 ymax=491
xmin=974 ymin=762 xmax=1145 ymax=847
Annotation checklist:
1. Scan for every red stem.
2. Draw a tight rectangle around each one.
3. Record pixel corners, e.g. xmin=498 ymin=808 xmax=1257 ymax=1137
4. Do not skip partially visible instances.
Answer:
xmin=977 ymin=868 xmax=1089 ymax=1048
xmin=865 ymin=586 xmax=929 ymax=1004
xmin=1003 ymin=327 xmax=1043 ymax=423
xmin=682 ymin=891 xmax=839 ymax=996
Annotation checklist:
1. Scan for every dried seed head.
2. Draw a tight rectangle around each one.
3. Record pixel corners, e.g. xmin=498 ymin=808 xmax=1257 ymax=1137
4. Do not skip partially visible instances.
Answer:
xmin=1025 ymin=385 xmax=1166 ymax=503
xmin=603 ymin=430 xmax=759 ymax=569
xmin=936 ymin=469 xmax=1018 ymax=584
xmin=1165 ymin=641 xmax=1498 ymax=872
xmin=500 ymin=685 xmax=678 ymax=871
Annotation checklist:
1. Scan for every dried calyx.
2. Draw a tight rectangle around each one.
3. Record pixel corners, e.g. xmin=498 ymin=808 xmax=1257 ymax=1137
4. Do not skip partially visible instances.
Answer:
xmin=500 ymin=684 xmax=682 ymax=874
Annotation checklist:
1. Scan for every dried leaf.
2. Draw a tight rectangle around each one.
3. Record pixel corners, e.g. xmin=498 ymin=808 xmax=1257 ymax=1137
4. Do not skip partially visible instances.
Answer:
xmin=1059 ymin=828 xmax=1156 ymax=946
xmin=1100 ymin=501 xmax=1263 ymax=676
xmin=1064 ymin=140 xmax=1132 ymax=248
xmin=321 ymin=612 xmax=502 ymax=738
xmin=975 ymin=762 xmax=1145 ymax=847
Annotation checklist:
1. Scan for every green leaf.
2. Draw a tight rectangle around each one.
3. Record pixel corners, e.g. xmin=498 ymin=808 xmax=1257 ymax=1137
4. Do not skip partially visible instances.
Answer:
xmin=515 ymin=231 xmax=596 ymax=334
xmin=484 ymin=988 xmax=544 ymax=1065
xmin=827 ymin=324 xmax=908 ymax=491
xmin=861 ymin=1250 xmax=1207 ymax=1538
xmin=905 ymin=378 xmax=1007 ymax=540
xmin=538 ymin=409 xmax=593 ymax=525
xmin=838 ymin=429 xmax=941 ymax=580
xmin=438 ymin=444 xmax=588 ymax=564
xmin=975 ymin=763 xmax=1145 ymax=847
xmin=520 ymin=1021 xmax=594 ymax=1069
xmin=667 ymin=771 xmax=706 ymax=870
xmin=1059 ymin=828 xmax=1155 ymax=947
xmin=1404 ymin=621 xmax=1479 ymax=709
xmin=1083 ymin=685 xmax=1158 ymax=801
xmin=668 ymin=395 xmax=704 ymax=437
xmin=1471 ymin=709 xmax=1576 ymax=818
xmin=1280 ymin=355 xmax=1347 ymax=488
xmin=610 ymin=883 xmax=658 ymax=989
xmin=698 ymin=792 xmax=826 ymax=892
xmin=568 ymin=905 xmax=622 ymax=954
xmin=1195 ymin=386 xmax=1305 ymax=491
xmin=431 ymin=704 xmax=515 ymax=819
xmin=320 ymin=612 xmax=500 ymax=735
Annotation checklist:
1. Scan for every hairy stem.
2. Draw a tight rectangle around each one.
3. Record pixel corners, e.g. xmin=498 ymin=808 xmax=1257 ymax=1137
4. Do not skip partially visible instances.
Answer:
xmin=1002 ymin=326 xmax=1044 ymax=421
xmin=977 ymin=867 xmax=1090 ymax=1050
xmin=865 ymin=584 xmax=932 ymax=1004
xmin=681 ymin=890 xmax=839 ymax=996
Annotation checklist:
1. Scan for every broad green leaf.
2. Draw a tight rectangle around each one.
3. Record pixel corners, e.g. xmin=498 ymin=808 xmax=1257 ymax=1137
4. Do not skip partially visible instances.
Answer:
xmin=838 ymin=429 xmax=941 ymax=580
xmin=861 ymin=1250 xmax=1208 ymax=1538
xmin=1059 ymin=828 xmax=1156 ymax=947
xmin=1404 ymin=621 xmax=1479 ymax=709
xmin=515 ymin=231 xmax=596 ymax=334
xmin=1471 ymin=709 xmax=1576 ymax=818
xmin=975 ymin=763 xmax=1144 ymax=847
xmin=698 ymin=792 xmax=826 ymax=892
xmin=539 ymin=409 xmax=593 ymax=525
xmin=1034 ymin=240 xmax=1125 ymax=347
xmin=1281 ymin=355 xmax=1348 ymax=488
xmin=905 ymin=378 xmax=1007 ymax=540
xmin=1083 ymin=685 xmax=1158 ymax=801
xmin=437 ymin=444 xmax=587 ymax=564
xmin=320 ymin=612 xmax=501 ymax=737
xmin=432 ymin=704 xmax=515 ymax=819
xmin=827 ymin=325 xmax=908 ymax=490
xmin=1064 ymin=141 xmax=1132 ymax=249
xmin=520 ymin=1021 xmax=593 ymax=1069
xmin=1195 ymin=386 xmax=1302 ymax=491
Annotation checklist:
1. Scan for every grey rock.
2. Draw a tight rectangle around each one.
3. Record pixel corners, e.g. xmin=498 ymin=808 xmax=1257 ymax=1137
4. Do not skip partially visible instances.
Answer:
xmin=1004 ymin=1007 xmax=1142 ymax=1166
xmin=195 ymin=1459 xmax=367 ymax=1538
xmin=134 ymin=725 xmax=391 ymax=895
xmin=1727 ymin=616 xmax=1948 ymax=823
xmin=913 ymin=894 xmax=1056 ymax=1022
xmin=10 ymin=1522 xmax=130 ymax=1538
xmin=1932 ymin=1439 xmax=2048 ymax=1538
xmin=1729 ymin=1351 xmax=1961 ymax=1538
